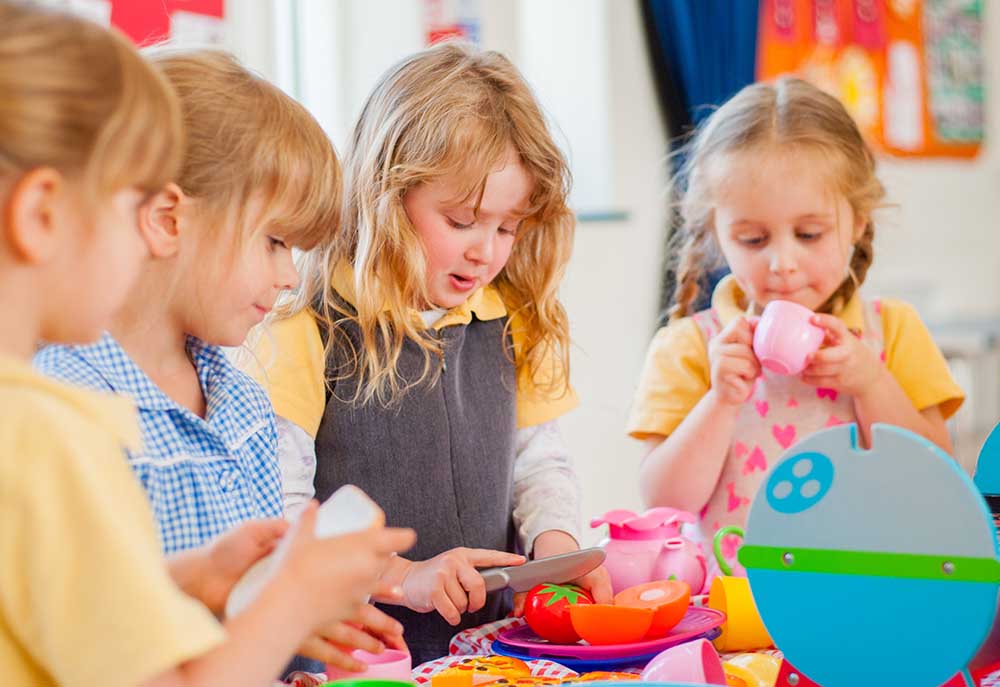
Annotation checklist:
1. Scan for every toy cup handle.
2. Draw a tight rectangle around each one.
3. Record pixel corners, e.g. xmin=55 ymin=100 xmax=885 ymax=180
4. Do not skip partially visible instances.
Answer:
xmin=713 ymin=525 xmax=744 ymax=577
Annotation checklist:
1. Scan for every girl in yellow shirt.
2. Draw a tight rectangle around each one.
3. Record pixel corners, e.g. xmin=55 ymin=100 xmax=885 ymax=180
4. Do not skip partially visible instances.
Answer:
xmin=628 ymin=78 xmax=963 ymax=584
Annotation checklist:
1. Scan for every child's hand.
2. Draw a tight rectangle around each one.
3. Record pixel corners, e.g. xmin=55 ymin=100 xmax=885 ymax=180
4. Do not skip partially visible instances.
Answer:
xmin=802 ymin=314 xmax=883 ymax=397
xmin=707 ymin=316 xmax=760 ymax=406
xmin=298 ymin=603 xmax=408 ymax=670
xmin=401 ymin=548 xmax=526 ymax=625
xmin=169 ymin=518 xmax=288 ymax=616
xmin=513 ymin=530 xmax=613 ymax=615
xmin=277 ymin=502 xmax=416 ymax=632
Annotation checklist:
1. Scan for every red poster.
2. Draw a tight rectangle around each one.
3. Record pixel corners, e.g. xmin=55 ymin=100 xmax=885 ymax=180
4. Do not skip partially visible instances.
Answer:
xmin=37 ymin=0 xmax=225 ymax=46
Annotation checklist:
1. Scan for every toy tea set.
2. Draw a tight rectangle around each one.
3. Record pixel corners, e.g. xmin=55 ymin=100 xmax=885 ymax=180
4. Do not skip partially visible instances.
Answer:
xmin=317 ymin=301 xmax=1000 ymax=687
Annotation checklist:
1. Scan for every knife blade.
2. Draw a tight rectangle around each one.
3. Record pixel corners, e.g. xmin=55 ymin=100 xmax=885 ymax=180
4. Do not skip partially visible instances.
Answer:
xmin=480 ymin=547 xmax=606 ymax=593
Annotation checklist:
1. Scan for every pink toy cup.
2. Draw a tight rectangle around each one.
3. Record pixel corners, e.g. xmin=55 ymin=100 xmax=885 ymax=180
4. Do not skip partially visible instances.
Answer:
xmin=639 ymin=638 xmax=727 ymax=684
xmin=752 ymin=300 xmax=824 ymax=376
xmin=326 ymin=649 xmax=412 ymax=682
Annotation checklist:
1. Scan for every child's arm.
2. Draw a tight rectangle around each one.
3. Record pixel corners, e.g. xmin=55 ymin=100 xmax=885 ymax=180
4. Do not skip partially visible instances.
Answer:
xmin=805 ymin=314 xmax=952 ymax=451
xmin=276 ymin=416 xmax=317 ymax=519
xmin=508 ymin=419 xmax=613 ymax=610
xmin=144 ymin=504 xmax=416 ymax=687
xmin=639 ymin=316 xmax=760 ymax=513
xmin=376 ymin=548 xmax=525 ymax=626
xmin=169 ymin=516 xmax=408 ymax=672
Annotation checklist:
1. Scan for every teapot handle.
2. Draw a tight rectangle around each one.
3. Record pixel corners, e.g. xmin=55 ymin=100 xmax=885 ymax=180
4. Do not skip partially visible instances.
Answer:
xmin=712 ymin=525 xmax=745 ymax=577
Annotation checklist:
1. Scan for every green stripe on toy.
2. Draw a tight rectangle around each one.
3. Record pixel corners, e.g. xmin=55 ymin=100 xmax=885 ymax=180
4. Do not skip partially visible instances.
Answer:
xmin=738 ymin=544 xmax=1000 ymax=583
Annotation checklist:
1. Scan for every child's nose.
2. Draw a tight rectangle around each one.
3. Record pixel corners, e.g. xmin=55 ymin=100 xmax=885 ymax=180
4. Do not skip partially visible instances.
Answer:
xmin=769 ymin=245 xmax=798 ymax=274
xmin=466 ymin=231 xmax=495 ymax=265
xmin=278 ymin=251 xmax=300 ymax=291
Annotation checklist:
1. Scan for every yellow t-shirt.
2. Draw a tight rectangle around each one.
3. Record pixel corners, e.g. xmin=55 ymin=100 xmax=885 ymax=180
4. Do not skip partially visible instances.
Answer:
xmin=248 ymin=263 xmax=578 ymax=437
xmin=0 ymin=356 xmax=225 ymax=687
xmin=627 ymin=277 xmax=965 ymax=440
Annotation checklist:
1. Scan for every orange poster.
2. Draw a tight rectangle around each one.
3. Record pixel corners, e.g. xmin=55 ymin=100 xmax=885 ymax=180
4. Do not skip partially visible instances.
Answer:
xmin=757 ymin=0 xmax=983 ymax=158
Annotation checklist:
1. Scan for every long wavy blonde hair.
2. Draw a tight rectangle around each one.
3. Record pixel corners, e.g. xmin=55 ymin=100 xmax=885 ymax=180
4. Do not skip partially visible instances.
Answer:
xmin=288 ymin=41 xmax=574 ymax=407
xmin=668 ymin=77 xmax=886 ymax=321
xmin=0 ymin=1 xmax=182 ymax=204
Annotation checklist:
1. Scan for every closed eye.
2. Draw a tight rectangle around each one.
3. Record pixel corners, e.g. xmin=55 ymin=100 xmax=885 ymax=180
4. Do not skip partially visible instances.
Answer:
xmin=796 ymin=227 xmax=825 ymax=241
xmin=738 ymin=234 xmax=766 ymax=246
xmin=446 ymin=216 xmax=473 ymax=230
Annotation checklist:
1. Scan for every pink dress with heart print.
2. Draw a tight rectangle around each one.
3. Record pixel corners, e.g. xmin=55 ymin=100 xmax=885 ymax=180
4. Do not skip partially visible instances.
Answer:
xmin=691 ymin=299 xmax=886 ymax=585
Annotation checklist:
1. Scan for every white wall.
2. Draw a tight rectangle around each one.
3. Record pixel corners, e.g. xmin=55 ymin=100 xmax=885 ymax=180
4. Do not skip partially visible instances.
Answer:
xmin=556 ymin=1 xmax=668 ymax=542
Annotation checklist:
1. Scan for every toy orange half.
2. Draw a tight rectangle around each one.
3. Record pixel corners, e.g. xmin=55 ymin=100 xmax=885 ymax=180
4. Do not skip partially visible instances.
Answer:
xmin=568 ymin=604 xmax=654 ymax=645
xmin=614 ymin=580 xmax=691 ymax=639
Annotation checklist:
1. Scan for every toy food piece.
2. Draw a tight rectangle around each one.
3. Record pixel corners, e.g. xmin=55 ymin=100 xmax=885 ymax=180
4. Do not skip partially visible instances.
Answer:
xmin=524 ymin=583 xmax=594 ymax=644
xmin=489 ymin=678 xmax=564 ymax=687
xmin=723 ymin=652 xmax=781 ymax=686
xmin=614 ymin=580 xmax=691 ymax=639
xmin=560 ymin=671 xmax=640 ymax=683
xmin=432 ymin=656 xmax=532 ymax=687
xmin=568 ymin=604 xmax=654 ymax=646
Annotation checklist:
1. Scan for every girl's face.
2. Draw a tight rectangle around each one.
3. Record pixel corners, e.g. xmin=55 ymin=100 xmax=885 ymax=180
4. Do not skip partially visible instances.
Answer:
xmin=711 ymin=149 xmax=865 ymax=313
xmin=179 ymin=194 xmax=300 ymax=346
xmin=402 ymin=151 xmax=533 ymax=310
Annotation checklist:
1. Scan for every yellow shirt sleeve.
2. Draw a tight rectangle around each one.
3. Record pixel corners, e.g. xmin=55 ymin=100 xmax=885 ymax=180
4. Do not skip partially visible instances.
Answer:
xmin=246 ymin=311 xmax=328 ymax=437
xmin=510 ymin=315 xmax=579 ymax=428
xmin=881 ymin=299 xmax=965 ymax=420
xmin=627 ymin=317 xmax=711 ymax=440
xmin=0 ymin=397 xmax=224 ymax=687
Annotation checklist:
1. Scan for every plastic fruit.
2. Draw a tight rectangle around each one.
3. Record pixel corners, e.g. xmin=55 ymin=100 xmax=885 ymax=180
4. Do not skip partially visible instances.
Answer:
xmin=523 ymin=583 xmax=594 ymax=644
xmin=568 ymin=604 xmax=654 ymax=645
xmin=614 ymin=579 xmax=691 ymax=638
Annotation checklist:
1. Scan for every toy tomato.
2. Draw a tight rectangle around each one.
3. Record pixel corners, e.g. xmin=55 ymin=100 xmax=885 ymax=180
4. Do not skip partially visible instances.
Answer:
xmin=523 ymin=583 xmax=594 ymax=644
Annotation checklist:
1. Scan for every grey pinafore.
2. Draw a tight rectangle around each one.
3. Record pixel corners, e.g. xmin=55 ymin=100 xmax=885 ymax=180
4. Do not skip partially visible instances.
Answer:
xmin=315 ymin=301 xmax=518 ymax=664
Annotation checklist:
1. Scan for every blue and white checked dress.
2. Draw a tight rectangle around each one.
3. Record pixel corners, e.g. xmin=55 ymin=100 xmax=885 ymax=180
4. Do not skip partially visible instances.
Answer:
xmin=35 ymin=334 xmax=284 ymax=553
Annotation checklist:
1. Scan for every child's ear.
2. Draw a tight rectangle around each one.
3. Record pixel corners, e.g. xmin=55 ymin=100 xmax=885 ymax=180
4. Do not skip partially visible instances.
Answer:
xmin=2 ymin=167 xmax=63 ymax=264
xmin=139 ymin=182 xmax=183 ymax=259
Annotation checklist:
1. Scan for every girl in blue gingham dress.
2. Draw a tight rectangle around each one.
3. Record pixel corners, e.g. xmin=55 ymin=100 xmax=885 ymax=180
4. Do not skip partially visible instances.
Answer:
xmin=35 ymin=50 xmax=342 ymax=555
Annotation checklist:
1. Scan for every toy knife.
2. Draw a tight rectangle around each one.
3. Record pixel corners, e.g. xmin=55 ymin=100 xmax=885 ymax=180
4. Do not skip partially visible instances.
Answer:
xmin=481 ymin=547 xmax=606 ymax=593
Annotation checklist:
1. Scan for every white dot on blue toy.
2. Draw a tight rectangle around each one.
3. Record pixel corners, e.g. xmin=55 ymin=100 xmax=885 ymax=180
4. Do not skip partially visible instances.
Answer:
xmin=738 ymin=423 xmax=1000 ymax=687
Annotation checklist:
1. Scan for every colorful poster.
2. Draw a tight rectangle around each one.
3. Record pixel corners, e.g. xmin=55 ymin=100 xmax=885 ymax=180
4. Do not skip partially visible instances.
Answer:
xmin=40 ymin=0 xmax=225 ymax=47
xmin=757 ymin=0 xmax=983 ymax=158
xmin=424 ymin=0 xmax=481 ymax=46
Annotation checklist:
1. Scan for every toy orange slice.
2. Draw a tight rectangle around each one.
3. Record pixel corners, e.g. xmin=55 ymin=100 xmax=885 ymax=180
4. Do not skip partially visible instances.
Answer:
xmin=614 ymin=580 xmax=691 ymax=639
xmin=568 ymin=604 xmax=654 ymax=645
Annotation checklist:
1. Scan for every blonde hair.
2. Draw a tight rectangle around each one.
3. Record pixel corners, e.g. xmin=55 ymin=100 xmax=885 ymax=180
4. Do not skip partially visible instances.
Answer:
xmin=293 ymin=41 xmax=574 ymax=407
xmin=668 ymin=77 xmax=885 ymax=321
xmin=147 ymin=49 xmax=340 ymax=249
xmin=0 ymin=1 xmax=182 ymax=203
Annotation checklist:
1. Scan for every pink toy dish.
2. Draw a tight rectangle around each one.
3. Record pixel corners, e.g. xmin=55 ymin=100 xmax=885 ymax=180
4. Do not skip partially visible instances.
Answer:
xmin=752 ymin=300 xmax=824 ymax=376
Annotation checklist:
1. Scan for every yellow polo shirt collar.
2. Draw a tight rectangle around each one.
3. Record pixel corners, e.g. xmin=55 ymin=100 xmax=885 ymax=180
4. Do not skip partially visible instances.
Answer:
xmin=331 ymin=261 xmax=507 ymax=330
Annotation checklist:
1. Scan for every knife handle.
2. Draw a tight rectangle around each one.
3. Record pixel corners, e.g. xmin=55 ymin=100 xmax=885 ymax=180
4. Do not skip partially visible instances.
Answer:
xmin=480 ymin=567 xmax=511 ymax=593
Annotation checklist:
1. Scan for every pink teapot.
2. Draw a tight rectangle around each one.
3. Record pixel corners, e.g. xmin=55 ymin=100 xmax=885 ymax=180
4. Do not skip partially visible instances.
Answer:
xmin=591 ymin=507 xmax=707 ymax=595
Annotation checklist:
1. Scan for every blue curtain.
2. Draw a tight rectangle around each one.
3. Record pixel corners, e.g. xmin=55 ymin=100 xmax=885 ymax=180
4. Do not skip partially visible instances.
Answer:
xmin=640 ymin=0 xmax=760 ymax=138
xmin=640 ymin=0 xmax=760 ymax=318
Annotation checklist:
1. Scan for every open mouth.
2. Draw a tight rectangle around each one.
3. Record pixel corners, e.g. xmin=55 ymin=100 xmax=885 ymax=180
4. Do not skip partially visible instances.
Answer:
xmin=449 ymin=274 xmax=477 ymax=291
